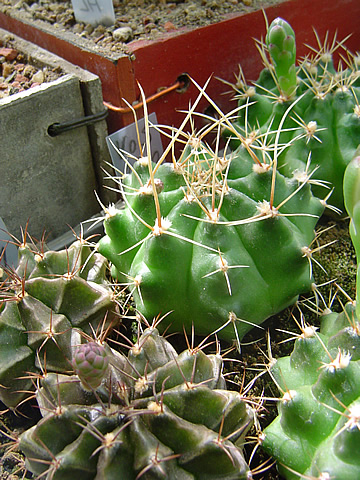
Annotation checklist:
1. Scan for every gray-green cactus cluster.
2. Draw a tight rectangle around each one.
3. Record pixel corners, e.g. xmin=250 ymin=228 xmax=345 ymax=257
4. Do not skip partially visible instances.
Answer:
xmin=19 ymin=326 xmax=255 ymax=479
xmin=0 ymin=236 xmax=118 ymax=408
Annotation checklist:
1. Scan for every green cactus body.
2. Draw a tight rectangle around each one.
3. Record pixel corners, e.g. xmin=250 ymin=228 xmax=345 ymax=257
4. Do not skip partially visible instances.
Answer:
xmin=262 ymin=152 xmax=360 ymax=478
xmin=97 ymin=132 xmax=323 ymax=345
xmin=344 ymin=149 xmax=360 ymax=321
xmin=262 ymin=302 xmax=360 ymax=479
xmin=225 ymin=17 xmax=360 ymax=213
xmin=19 ymin=327 xmax=254 ymax=479
xmin=0 ymin=240 xmax=117 ymax=408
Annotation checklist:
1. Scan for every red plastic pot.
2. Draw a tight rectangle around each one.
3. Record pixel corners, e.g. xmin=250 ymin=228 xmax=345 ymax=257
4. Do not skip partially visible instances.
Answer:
xmin=1 ymin=0 xmax=359 ymax=133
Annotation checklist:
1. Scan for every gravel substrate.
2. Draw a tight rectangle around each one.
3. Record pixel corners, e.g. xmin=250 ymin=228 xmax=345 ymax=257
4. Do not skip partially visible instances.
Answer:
xmin=0 ymin=37 xmax=63 ymax=98
xmin=1 ymin=0 xmax=287 ymax=56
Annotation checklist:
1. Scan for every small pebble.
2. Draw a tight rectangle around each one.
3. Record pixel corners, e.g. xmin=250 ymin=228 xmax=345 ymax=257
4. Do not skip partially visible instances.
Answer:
xmin=164 ymin=21 xmax=176 ymax=32
xmin=2 ymin=63 xmax=14 ymax=78
xmin=31 ymin=70 xmax=45 ymax=84
xmin=15 ymin=73 xmax=28 ymax=83
xmin=84 ymin=24 xmax=94 ymax=34
xmin=0 ymin=47 xmax=18 ymax=61
xmin=23 ymin=64 xmax=36 ymax=77
xmin=113 ymin=26 xmax=133 ymax=42
xmin=73 ymin=23 xmax=84 ymax=34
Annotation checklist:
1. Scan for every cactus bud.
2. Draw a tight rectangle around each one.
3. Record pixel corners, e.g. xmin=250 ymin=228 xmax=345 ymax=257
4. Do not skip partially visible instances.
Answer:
xmin=73 ymin=342 xmax=109 ymax=390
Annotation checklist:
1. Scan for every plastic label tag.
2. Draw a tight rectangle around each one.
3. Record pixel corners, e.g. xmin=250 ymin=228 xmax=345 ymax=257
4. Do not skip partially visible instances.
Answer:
xmin=0 ymin=217 xmax=18 ymax=269
xmin=106 ymin=113 xmax=164 ymax=175
xmin=71 ymin=0 xmax=115 ymax=27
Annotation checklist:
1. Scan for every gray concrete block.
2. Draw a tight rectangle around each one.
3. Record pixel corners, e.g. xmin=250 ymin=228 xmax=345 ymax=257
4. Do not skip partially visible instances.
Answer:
xmin=3 ymin=30 xmax=116 ymax=205
xmin=0 ymin=28 xmax=116 ymax=242
xmin=0 ymin=74 xmax=100 ymax=240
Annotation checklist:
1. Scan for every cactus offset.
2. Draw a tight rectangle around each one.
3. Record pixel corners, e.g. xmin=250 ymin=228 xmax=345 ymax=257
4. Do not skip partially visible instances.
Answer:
xmin=261 ymin=150 xmax=360 ymax=479
xmin=0 ymin=232 xmax=118 ymax=408
xmin=225 ymin=17 xmax=360 ymax=213
xmin=19 ymin=325 xmax=254 ymax=479
xmin=97 ymin=82 xmax=324 ymax=347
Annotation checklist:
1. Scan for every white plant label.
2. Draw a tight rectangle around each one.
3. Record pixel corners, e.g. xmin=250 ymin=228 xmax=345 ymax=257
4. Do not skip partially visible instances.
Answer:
xmin=106 ymin=113 xmax=164 ymax=175
xmin=71 ymin=0 xmax=115 ymax=27
xmin=0 ymin=217 xmax=18 ymax=269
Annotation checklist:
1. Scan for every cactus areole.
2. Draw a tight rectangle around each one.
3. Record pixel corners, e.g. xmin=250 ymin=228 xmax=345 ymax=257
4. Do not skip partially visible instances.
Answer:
xmin=98 ymin=94 xmax=324 ymax=345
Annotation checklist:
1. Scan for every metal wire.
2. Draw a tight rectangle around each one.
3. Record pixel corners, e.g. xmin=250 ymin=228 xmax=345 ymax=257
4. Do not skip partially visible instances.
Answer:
xmin=103 ymin=76 xmax=188 ymax=114
xmin=48 ymin=109 xmax=109 ymax=136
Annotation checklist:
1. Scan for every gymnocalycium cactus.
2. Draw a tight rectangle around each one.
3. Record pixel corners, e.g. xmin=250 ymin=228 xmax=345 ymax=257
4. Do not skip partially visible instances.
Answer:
xmin=19 ymin=324 xmax=255 ymax=479
xmin=261 ymin=150 xmax=360 ymax=479
xmin=98 ymin=81 xmax=325 ymax=346
xmin=0 ymin=231 xmax=118 ymax=408
xmin=225 ymin=17 xmax=360 ymax=212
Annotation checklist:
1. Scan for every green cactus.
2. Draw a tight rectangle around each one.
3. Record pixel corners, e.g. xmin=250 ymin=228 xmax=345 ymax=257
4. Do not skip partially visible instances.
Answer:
xmin=344 ymin=147 xmax=360 ymax=319
xmin=97 ymin=89 xmax=324 ymax=347
xmin=261 ymin=150 xmax=360 ymax=479
xmin=262 ymin=302 xmax=360 ymax=479
xmin=225 ymin=17 xmax=360 ymax=213
xmin=0 ymin=234 xmax=118 ymax=409
xmin=19 ymin=326 xmax=254 ymax=479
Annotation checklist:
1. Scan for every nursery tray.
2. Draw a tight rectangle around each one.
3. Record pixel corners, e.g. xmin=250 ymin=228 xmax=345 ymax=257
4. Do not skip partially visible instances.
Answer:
xmin=1 ymin=0 xmax=359 ymax=133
